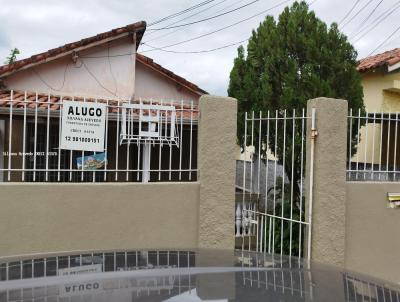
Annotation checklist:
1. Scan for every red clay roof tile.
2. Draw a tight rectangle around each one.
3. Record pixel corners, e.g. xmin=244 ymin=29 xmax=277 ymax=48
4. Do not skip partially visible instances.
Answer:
xmin=357 ymin=48 xmax=400 ymax=73
xmin=0 ymin=90 xmax=198 ymax=120
xmin=0 ymin=21 xmax=146 ymax=77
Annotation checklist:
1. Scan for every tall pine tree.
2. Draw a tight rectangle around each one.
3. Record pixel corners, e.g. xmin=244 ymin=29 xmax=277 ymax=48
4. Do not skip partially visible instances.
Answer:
xmin=229 ymin=1 xmax=364 ymax=201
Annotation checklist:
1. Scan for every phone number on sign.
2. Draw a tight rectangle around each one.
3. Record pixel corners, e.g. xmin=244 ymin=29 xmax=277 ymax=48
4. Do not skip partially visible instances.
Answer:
xmin=64 ymin=136 xmax=100 ymax=143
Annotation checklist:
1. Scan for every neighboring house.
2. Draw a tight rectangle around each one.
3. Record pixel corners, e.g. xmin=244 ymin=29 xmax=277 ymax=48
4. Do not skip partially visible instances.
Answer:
xmin=352 ymin=48 xmax=400 ymax=173
xmin=0 ymin=21 xmax=206 ymax=182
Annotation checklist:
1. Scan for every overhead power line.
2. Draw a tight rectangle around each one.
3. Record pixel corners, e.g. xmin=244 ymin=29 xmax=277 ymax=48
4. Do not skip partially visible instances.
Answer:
xmin=140 ymin=0 xmax=292 ymax=52
xmin=140 ymin=38 xmax=249 ymax=54
xmin=367 ymin=22 xmax=400 ymax=56
xmin=338 ymin=0 xmax=362 ymax=25
xmin=144 ymin=0 xmax=231 ymax=40
xmin=148 ymin=0 xmax=261 ymax=31
xmin=148 ymin=0 xmax=216 ymax=27
xmin=351 ymin=1 xmax=400 ymax=43
xmin=340 ymin=0 xmax=376 ymax=29
xmin=349 ymin=0 xmax=384 ymax=37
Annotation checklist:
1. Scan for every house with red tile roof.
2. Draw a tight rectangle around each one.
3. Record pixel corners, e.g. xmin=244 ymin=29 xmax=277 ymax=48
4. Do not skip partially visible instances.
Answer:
xmin=0 ymin=21 xmax=205 ymax=182
xmin=353 ymin=48 xmax=400 ymax=170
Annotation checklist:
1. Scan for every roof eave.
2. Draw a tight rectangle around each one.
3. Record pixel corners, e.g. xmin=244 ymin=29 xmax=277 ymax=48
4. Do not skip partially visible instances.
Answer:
xmin=0 ymin=22 xmax=146 ymax=79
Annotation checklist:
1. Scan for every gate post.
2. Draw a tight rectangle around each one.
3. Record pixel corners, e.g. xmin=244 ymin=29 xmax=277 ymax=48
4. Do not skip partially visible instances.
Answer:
xmin=197 ymin=95 xmax=237 ymax=249
xmin=305 ymin=98 xmax=348 ymax=267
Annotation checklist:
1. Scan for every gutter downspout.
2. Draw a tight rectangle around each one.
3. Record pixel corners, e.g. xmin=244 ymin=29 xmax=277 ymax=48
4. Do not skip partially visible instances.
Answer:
xmin=307 ymin=108 xmax=317 ymax=261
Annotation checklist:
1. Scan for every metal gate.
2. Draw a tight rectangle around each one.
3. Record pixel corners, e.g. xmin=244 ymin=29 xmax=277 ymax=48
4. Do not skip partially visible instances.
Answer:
xmin=235 ymin=108 xmax=316 ymax=260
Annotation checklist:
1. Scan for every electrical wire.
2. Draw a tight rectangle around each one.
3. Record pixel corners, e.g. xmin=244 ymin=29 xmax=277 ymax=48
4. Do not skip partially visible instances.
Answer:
xmin=81 ymin=59 xmax=118 ymax=97
xmin=107 ymin=43 xmax=118 ymax=96
xmin=367 ymin=22 xmax=400 ymax=56
xmin=349 ymin=0 xmax=384 ymax=37
xmin=32 ymin=62 xmax=69 ymax=91
xmin=340 ymin=0 xmax=376 ymax=29
xmin=144 ymin=0 xmax=231 ymax=39
xmin=352 ymin=1 xmax=400 ymax=42
xmin=139 ymin=38 xmax=249 ymax=54
xmin=140 ymin=0 xmax=292 ymax=52
xmin=144 ymin=0 xmax=246 ymax=43
xmin=148 ymin=0 xmax=216 ymax=26
xmin=338 ymin=0 xmax=362 ymax=25
xmin=148 ymin=0 xmax=261 ymax=31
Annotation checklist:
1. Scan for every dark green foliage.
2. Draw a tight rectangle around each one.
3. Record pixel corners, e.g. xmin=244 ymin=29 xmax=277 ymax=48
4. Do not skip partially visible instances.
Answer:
xmin=229 ymin=1 xmax=365 ymax=201
xmin=5 ymin=48 xmax=20 ymax=64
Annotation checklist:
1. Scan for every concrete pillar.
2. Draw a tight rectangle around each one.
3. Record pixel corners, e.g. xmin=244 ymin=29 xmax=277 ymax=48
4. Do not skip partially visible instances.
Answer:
xmin=198 ymin=95 xmax=237 ymax=249
xmin=306 ymin=98 xmax=348 ymax=267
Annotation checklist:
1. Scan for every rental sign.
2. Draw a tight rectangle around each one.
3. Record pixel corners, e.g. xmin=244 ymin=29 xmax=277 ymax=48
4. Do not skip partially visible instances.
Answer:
xmin=60 ymin=100 xmax=106 ymax=152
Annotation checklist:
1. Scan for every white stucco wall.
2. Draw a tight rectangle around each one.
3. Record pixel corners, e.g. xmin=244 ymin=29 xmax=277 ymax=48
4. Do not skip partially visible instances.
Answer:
xmin=135 ymin=60 xmax=200 ymax=103
xmin=4 ymin=37 xmax=136 ymax=100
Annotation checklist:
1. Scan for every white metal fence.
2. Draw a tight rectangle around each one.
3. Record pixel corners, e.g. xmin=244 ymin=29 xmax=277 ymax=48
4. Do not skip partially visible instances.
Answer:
xmin=235 ymin=109 xmax=314 ymax=259
xmin=0 ymin=90 xmax=198 ymax=182
xmin=347 ymin=110 xmax=400 ymax=181
xmin=345 ymin=274 xmax=400 ymax=302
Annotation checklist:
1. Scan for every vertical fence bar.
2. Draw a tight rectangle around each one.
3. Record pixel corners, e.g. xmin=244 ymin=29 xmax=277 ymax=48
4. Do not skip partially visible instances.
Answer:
xmin=250 ymin=111 xmax=255 ymax=194
xmin=386 ymin=112 xmax=391 ymax=177
xmin=69 ymin=97 xmax=74 ymax=182
xmin=356 ymin=109 xmax=361 ymax=180
xmin=58 ymin=97 xmax=62 ymax=182
xmin=104 ymin=99 xmax=109 ymax=182
xmin=298 ymin=108 xmax=305 ymax=258
xmin=379 ymin=112 xmax=384 ymax=180
xmin=280 ymin=110 xmax=287 ymax=256
xmin=189 ymin=101 xmax=194 ymax=180
xmin=363 ymin=110 xmax=368 ymax=180
xmin=127 ymin=106 xmax=132 ymax=182
xmin=169 ymin=100 xmax=173 ymax=181
xmin=241 ymin=112 xmax=248 ymax=251
xmin=371 ymin=112 xmax=376 ymax=179
xmin=7 ymin=90 xmax=13 ymax=181
xmin=22 ymin=92 xmax=27 ymax=181
xmin=81 ymin=98 xmax=86 ymax=182
xmin=45 ymin=93 xmax=51 ymax=181
xmin=158 ymin=100 xmax=163 ymax=181
xmin=289 ymin=109 xmax=295 ymax=256
xmin=33 ymin=92 xmax=38 ymax=182
xmin=257 ymin=111 xmax=262 ymax=193
xmin=115 ymin=100 xmax=120 ymax=181
xmin=272 ymin=110 xmax=278 ymax=255
xmin=179 ymin=100 xmax=183 ymax=180
xmin=348 ymin=108 xmax=353 ymax=178
xmin=394 ymin=113 xmax=398 ymax=180
xmin=264 ymin=110 xmax=270 ymax=254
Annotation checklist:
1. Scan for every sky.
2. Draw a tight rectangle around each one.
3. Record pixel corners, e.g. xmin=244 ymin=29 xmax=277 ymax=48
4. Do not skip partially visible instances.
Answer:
xmin=0 ymin=0 xmax=399 ymax=96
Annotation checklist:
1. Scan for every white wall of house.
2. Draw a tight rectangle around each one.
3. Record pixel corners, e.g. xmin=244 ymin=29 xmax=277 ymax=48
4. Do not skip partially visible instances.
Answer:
xmin=4 ymin=37 xmax=136 ymax=100
xmin=135 ymin=60 xmax=200 ymax=103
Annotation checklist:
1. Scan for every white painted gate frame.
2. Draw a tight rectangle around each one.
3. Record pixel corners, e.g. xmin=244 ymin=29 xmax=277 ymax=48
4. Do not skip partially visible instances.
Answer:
xmin=236 ymin=108 xmax=316 ymax=261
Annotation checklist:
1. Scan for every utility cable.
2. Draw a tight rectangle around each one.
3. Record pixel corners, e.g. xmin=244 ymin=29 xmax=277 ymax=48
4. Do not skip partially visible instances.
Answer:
xmin=140 ymin=0 xmax=292 ymax=52
xmin=148 ymin=0 xmax=261 ymax=31
xmin=148 ymin=0 xmax=216 ymax=26
xmin=367 ymin=23 xmax=400 ymax=56
xmin=340 ymin=0 xmax=376 ymax=29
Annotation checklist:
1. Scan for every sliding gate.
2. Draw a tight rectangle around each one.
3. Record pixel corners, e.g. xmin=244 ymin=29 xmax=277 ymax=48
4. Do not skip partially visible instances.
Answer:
xmin=235 ymin=108 xmax=316 ymax=260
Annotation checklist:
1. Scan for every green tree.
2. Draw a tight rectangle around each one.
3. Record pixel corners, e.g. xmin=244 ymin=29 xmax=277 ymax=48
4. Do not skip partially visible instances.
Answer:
xmin=5 ymin=48 xmax=20 ymax=64
xmin=229 ymin=1 xmax=364 ymax=202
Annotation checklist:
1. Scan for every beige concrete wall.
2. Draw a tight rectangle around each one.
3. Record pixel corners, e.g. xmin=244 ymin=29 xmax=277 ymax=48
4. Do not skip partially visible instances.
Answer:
xmin=198 ymin=95 xmax=237 ymax=249
xmin=345 ymin=182 xmax=400 ymax=283
xmin=306 ymin=98 xmax=348 ymax=267
xmin=4 ymin=37 xmax=136 ymax=100
xmin=0 ymin=182 xmax=200 ymax=257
